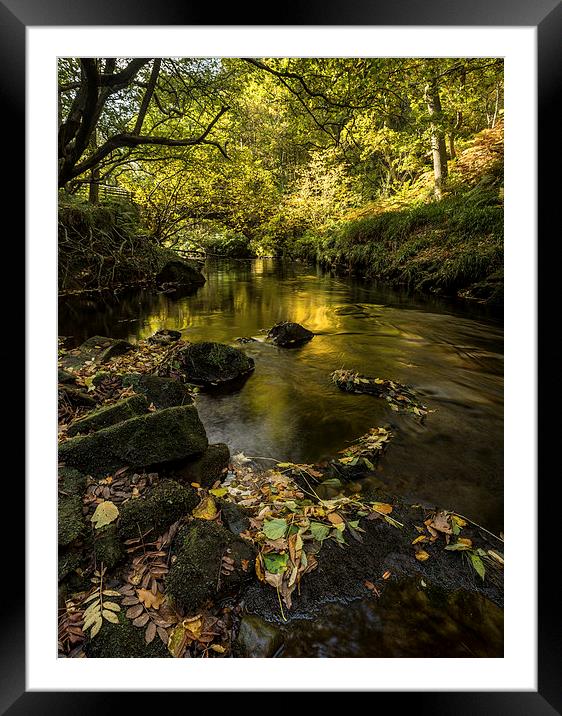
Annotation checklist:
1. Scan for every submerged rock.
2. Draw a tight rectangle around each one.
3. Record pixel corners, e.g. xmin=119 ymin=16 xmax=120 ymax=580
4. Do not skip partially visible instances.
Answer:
xmin=174 ymin=443 xmax=230 ymax=488
xmin=267 ymin=321 xmax=314 ymax=347
xmin=118 ymin=479 xmax=198 ymax=541
xmin=234 ymin=614 xmax=283 ymax=658
xmin=166 ymin=520 xmax=255 ymax=612
xmin=148 ymin=328 xmax=182 ymax=345
xmin=58 ymin=404 xmax=208 ymax=475
xmin=176 ymin=341 xmax=255 ymax=388
xmin=66 ymin=394 xmax=149 ymax=436
xmin=122 ymin=373 xmax=194 ymax=409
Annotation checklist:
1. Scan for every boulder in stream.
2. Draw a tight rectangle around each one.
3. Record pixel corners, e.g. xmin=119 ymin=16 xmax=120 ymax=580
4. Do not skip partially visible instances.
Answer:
xmin=148 ymin=328 xmax=182 ymax=345
xmin=267 ymin=321 xmax=314 ymax=347
xmin=155 ymin=259 xmax=206 ymax=288
xmin=176 ymin=341 xmax=255 ymax=388
xmin=122 ymin=373 xmax=194 ymax=409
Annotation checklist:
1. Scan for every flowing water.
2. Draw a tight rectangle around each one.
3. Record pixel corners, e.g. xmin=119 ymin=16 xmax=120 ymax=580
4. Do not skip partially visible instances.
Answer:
xmin=60 ymin=258 xmax=504 ymax=656
xmin=60 ymin=258 xmax=504 ymax=533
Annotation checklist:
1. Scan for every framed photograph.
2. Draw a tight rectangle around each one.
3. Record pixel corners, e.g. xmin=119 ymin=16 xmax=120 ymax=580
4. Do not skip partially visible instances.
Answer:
xmin=6 ymin=0 xmax=556 ymax=710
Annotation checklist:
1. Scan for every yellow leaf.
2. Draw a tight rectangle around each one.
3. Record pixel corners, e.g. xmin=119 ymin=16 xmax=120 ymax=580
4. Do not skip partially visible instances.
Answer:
xmin=190 ymin=482 xmax=201 ymax=488
xmin=102 ymin=610 xmax=120 ymax=624
xmin=192 ymin=496 xmax=218 ymax=520
xmin=210 ymin=644 xmax=226 ymax=653
xmin=91 ymin=501 xmax=119 ymax=529
xmin=255 ymin=554 xmax=265 ymax=582
xmin=327 ymin=512 xmax=344 ymax=526
xmin=415 ymin=550 xmax=430 ymax=562
xmin=458 ymin=537 xmax=472 ymax=547
xmin=412 ymin=535 xmax=427 ymax=545
xmin=382 ymin=570 xmax=391 ymax=580
xmin=136 ymin=588 xmax=165 ymax=610
xmin=90 ymin=617 xmax=103 ymax=638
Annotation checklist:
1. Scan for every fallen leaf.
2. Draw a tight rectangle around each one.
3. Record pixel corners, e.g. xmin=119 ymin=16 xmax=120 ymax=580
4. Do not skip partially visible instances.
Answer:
xmin=91 ymin=501 xmax=119 ymax=529
xmin=192 ymin=496 xmax=218 ymax=520
xmin=415 ymin=550 xmax=430 ymax=562
xmin=137 ymin=588 xmax=164 ymax=610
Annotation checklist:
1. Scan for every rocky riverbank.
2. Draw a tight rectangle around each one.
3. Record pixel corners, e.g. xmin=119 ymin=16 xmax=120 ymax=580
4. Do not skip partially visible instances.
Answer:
xmin=58 ymin=328 xmax=503 ymax=658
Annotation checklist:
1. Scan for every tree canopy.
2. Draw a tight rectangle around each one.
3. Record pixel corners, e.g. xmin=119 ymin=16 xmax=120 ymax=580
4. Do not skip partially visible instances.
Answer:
xmin=58 ymin=56 xmax=503 ymax=254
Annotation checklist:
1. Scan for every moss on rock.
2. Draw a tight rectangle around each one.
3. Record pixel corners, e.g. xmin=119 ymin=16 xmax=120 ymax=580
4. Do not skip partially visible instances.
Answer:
xmin=122 ymin=373 xmax=194 ymax=409
xmin=118 ymin=479 xmax=198 ymax=541
xmin=67 ymin=394 xmax=149 ymax=436
xmin=177 ymin=341 xmax=255 ymax=387
xmin=165 ymin=520 xmax=255 ymax=613
xmin=58 ymin=495 xmax=85 ymax=547
xmin=174 ymin=443 xmax=230 ymax=488
xmin=93 ymin=524 xmax=125 ymax=569
xmin=58 ymin=405 xmax=208 ymax=475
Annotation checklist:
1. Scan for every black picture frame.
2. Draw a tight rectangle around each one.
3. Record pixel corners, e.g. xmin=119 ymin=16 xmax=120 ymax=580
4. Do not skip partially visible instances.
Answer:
xmin=7 ymin=0 xmax=558 ymax=711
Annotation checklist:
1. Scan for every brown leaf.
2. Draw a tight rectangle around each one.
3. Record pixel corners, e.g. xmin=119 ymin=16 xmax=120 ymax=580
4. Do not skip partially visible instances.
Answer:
xmin=122 ymin=596 xmax=140 ymax=606
xmin=133 ymin=613 xmax=150 ymax=627
xmin=145 ymin=621 xmax=157 ymax=644
xmin=125 ymin=604 xmax=144 ymax=619
xmin=157 ymin=626 xmax=169 ymax=645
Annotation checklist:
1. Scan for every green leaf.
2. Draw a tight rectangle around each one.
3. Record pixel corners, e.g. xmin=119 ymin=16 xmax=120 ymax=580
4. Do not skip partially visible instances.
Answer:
xmin=91 ymin=501 xmax=119 ymax=529
xmin=445 ymin=542 xmax=471 ymax=551
xmin=209 ymin=487 xmax=227 ymax=498
xmin=263 ymin=518 xmax=288 ymax=540
xmin=321 ymin=478 xmax=342 ymax=488
xmin=263 ymin=552 xmax=289 ymax=574
xmin=469 ymin=553 xmax=486 ymax=580
xmin=309 ymin=521 xmax=330 ymax=542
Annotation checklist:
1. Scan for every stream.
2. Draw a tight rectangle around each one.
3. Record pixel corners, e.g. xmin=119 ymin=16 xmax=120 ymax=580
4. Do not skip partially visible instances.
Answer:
xmin=60 ymin=259 xmax=504 ymax=657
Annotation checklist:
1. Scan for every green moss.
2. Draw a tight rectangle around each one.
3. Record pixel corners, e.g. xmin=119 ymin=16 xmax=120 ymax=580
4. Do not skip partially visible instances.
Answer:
xmin=59 ymin=466 xmax=87 ymax=496
xmin=58 ymin=405 xmax=208 ymax=475
xmin=58 ymin=495 xmax=85 ymax=547
xmin=85 ymin=609 xmax=169 ymax=658
xmin=166 ymin=520 xmax=255 ymax=612
xmin=93 ymin=524 xmax=124 ymax=569
xmin=177 ymin=342 xmax=255 ymax=386
xmin=118 ymin=479 xmax=198 ymax=541
xmin=122 ymin=373 xmax=194 ymax=409
xmin=67 ymin=394 xmax=149 ymax=436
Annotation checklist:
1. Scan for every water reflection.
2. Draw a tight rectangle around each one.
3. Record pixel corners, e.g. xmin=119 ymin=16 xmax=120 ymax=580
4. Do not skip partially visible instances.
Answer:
xmin=280 ymin=578 xmax=503 ymax=658
xmin=59 ymin=258 xmax=504 ymax=532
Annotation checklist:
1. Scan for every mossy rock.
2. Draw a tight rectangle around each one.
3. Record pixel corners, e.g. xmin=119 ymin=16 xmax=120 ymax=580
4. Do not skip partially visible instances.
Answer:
xmin=60 ymin=335 xmax=134 ymax=370
xmin=177 ymin=342 xmax=255 ymax=387
xmin=122 ymin=373 xmax=194 ymax=409
xmin=93 ymin=524 xmax=124 ymax=569
xmin=67 ymin=394 xmax=149 ymax=436
xmin=58 ymin=494 xmax=85 ymax=547
xmin=165 ymin=520 xmax=255 ymax=613
xmin=85 ymin=610 xmax=169 ymax=658
xmin=148 ymin=329 xmax=182 ymax=345
xmin=58 ymin=405 xmax=208 ymax=476
xmin=59 ymin=466 xmax=87 ymax=497
xmin=58 ymin=549 xmax=82 ymax=583
xmin=58 ymin=368 xmax=77 ymax=385
xmin=174 ymin=443 xmax=230 ymax=488
xmin=118 ymin=479 xmax=198 ymax=541
xmin=59 ymin=384 xmax=97 ymax=407
xmin=267 ymin=322 xmax=314 ymax=347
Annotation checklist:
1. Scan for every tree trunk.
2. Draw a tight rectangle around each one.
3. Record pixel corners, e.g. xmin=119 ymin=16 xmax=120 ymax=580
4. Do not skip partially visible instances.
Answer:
xmin=88 ymin=166 xmax=100 ymax=204
xmin=448 ymin=133 xmax=456 ymax=160
xmin=425 ymin=82 xmax=448 ymax=200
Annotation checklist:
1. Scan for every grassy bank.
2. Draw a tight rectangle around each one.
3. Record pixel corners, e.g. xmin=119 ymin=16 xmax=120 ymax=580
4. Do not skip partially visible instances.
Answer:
xmin=58 ymin=196 xmax=201 ymax=294
xmin=289 ymin=121 xmax=504 ymax=306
